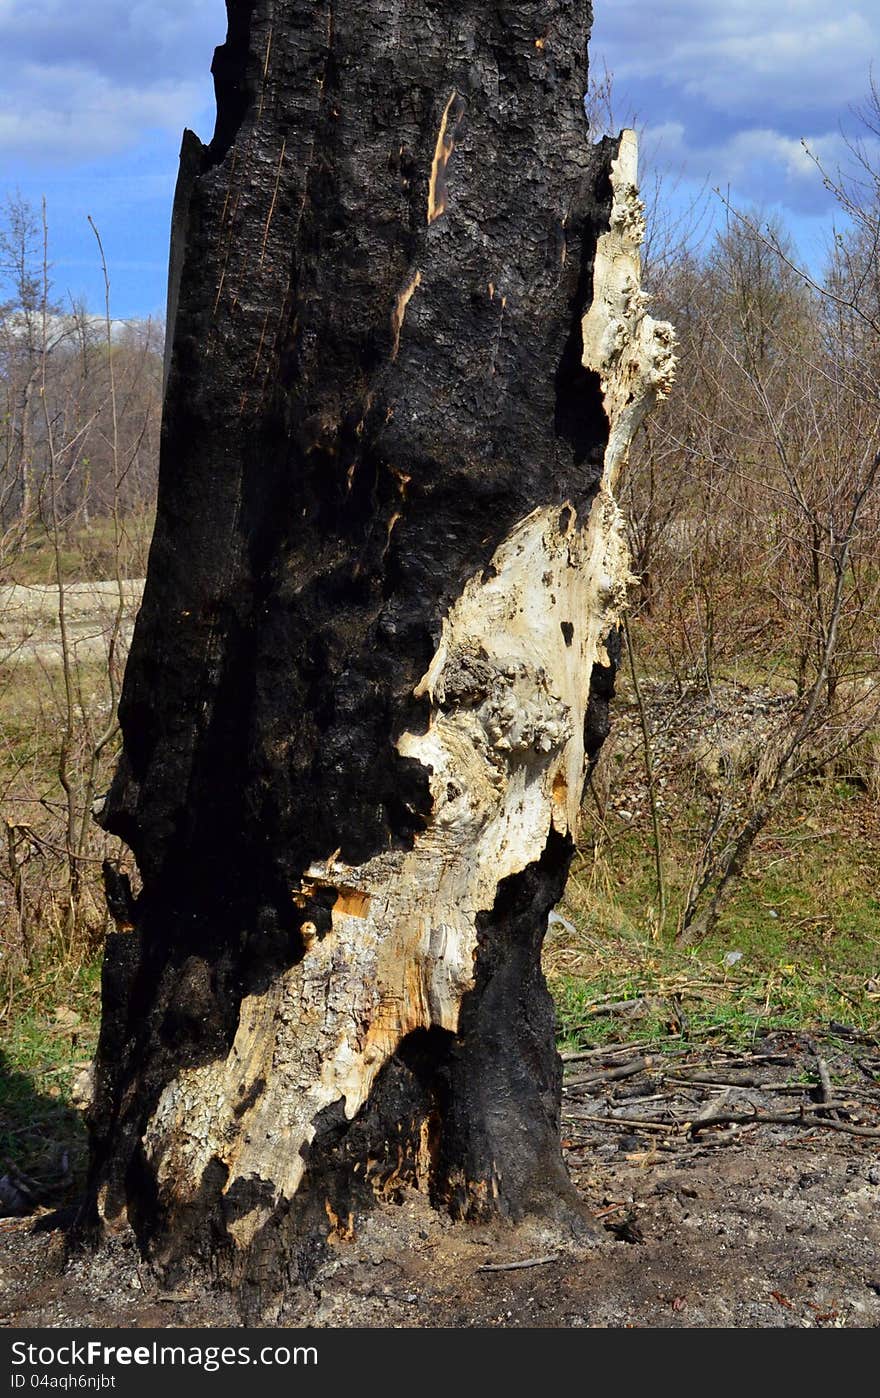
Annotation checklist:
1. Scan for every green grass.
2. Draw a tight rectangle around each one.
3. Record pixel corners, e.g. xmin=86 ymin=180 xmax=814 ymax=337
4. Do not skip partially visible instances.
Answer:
xmin=0 ymin=955 xmax=102 ymax=1198
xmin=571 ymin=787 xmax=879 ymax=963
xmin=550 ymin=942 xmax=878 ymax=1055
xmin=0 ymin=513 xmax=128 ymax=1202
xmin=550 ymin=780 xmax=880 ymax=1053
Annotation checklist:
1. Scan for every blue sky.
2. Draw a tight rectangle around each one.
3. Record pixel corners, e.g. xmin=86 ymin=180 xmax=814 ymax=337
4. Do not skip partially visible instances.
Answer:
xmin=1 ymin=1 xmax=877 ymax=319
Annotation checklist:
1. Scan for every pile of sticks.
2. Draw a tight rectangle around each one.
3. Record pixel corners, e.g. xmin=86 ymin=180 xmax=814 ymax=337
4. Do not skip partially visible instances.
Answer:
xmin=561 ymin=1034 xmax=880 ymax=1151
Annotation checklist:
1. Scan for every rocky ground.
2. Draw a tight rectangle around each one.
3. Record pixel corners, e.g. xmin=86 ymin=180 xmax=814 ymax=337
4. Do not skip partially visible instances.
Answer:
xmin=595 ymin=672 xmax=879 ymax=824
xmin=2 ymin=1030 xmax=879 ymax=1330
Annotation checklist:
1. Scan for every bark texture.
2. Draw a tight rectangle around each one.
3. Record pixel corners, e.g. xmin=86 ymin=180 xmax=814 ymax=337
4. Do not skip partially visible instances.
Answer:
xmin=85 ymin=0 xmax=673 ymax=1299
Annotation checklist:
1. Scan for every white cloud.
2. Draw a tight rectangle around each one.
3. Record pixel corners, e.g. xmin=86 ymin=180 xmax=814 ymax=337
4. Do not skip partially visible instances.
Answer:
xmin=594 ymin=0 xmax=880 ymax=115
xmin=640 ymin=119 xmax=877 ymax=218
xmin=723 ymin=129 xmax=832 ymax=182
xmin=592 ymin=1 xmax=880 ymax=229
xmin=0 ymin=64 xmax=208 ymax=162
xmin=0 ymin=0 xmax=226 ymax=164
xmin=676 ymin=16 xmax=876 ymax=112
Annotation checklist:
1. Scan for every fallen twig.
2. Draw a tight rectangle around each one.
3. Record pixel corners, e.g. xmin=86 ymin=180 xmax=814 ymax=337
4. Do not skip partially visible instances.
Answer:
xmin=560 ymin=1042 xmax=647 ymax=1063
xmin=692 ymin=1088 xmax=733 ymax=1125
xmin=476 ymin=1255 xmax=559 ymax=1273
xmin=610 ymin=1092 xmax=667 ymax=1108
xmin=829 ymin=1022 xmax=879 ymax=1045
xmin=565 ymin=1056 xmax=653 ymax=1089
xmin=561 ymin=1039 xmax=681 ymax=1063
xmin=665 ymin=1072 xmax=761 ymax=1088
xmin=690 ymin=1105 xmax=880 ymax=1138
xmin=577 ymin=998 xmax=647 ymax=1021
xmin=0 ymin=1215 xmax=40 ymax=1233
xmin=664 ymin=1075 xmax=815 ymax=1094
xmin=816 ymin=1055 xmax=834 ymax=1106
xmin=856 ymin=1058 xmax=880 ymax=1082
xmin=789 ymin=1116 xmax=880 ymax=1139
xmin=563 ymin=1112 xmax=675 ymax=1134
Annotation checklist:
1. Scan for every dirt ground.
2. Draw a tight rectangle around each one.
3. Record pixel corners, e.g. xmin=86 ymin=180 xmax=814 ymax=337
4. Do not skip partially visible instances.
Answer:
xmin=0 ymin=581 xmax=142 ymax=668
xmin=2 ymin=1029 xmax=879 ymax=1330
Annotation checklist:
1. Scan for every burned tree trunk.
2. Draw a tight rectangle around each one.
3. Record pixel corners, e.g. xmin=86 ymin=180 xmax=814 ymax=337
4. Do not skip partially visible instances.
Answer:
xmin=85 ymin=0 xmax=673 ymax=1297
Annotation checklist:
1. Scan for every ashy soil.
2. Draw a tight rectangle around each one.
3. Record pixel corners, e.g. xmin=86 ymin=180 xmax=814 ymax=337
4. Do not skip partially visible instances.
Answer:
xmin=2 ymin=1030 xmax=879 ymax=1330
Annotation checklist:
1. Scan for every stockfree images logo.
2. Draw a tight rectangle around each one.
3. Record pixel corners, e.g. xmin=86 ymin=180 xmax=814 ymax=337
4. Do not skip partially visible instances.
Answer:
xmin=10 ymin=1342 xmax=317 ymax=1376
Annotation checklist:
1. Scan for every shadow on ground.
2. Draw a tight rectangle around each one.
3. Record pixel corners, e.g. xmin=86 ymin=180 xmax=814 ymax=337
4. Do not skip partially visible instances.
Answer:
xmin=0 ymin=1049 xmax=87 ymax=1216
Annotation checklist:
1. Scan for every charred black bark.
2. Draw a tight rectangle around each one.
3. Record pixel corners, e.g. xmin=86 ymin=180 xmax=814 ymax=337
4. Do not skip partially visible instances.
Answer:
xmin=438 ymin=829 xmax=581 ymax=1222
xmin=82 ymin=0 xmax=642 ymax=1292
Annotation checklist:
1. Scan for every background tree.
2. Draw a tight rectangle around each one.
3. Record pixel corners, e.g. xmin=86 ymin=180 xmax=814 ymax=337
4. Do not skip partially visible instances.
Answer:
xmin=617 ymin=108 xmax=880 ymax=943
xmin=0 ymin=198 xmax=162 ymax=987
